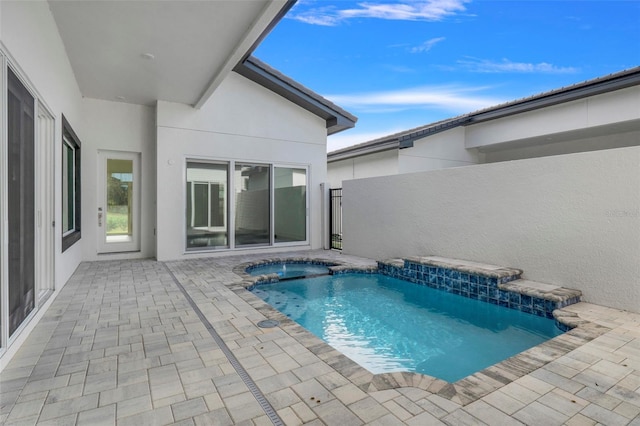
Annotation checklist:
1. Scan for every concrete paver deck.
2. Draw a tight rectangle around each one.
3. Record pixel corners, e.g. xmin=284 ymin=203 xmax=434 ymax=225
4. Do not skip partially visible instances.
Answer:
xmin=1 ymin=250 xmax=639 ymax=425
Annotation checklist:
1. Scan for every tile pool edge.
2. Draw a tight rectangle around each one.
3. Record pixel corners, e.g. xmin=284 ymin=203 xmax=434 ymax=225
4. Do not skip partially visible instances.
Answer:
xmin=233 ymin=257 xmax=351 ymax=284
xmin=230 ymin=258 xmax=611 ymax=406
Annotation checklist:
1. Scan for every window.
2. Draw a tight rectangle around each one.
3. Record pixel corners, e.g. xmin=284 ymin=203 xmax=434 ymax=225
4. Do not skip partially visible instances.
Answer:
xmin=62 ymin=137 xmax=75 ymax=234
xmin=61 ymin=115 xmax=81 ymax=252
xmin=186 ymin=160 xmax=309 ymax=251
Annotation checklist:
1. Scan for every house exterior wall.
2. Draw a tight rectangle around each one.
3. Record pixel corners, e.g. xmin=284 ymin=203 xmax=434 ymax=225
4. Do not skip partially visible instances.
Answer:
xmin=156 ymin=72 xmax=328 ymax=260
xmin=1 ymin=0 xmax=85 ymax=287
xmin=327 ymin=149 xmax=398 ymax=188
xmin=483 ymin=128 xmax=640 ymax=163
xmin=0 ymin=1 xmax=85 ymax=368
xmin=329 ymin=86 xmax=639 ymax=187
xmin=465 ymin=86 xmax=640 ymax=150
xmin=399 ymin=127 xmax=484 ymax=173
xmin=81 ymin=98 xmax=156 ymax=260
xmin=342 ymin=146 xmax=640 ymax=312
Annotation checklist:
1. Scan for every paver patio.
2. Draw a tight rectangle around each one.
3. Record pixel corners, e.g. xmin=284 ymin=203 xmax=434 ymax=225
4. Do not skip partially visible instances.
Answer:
xmin=1 ymin=250 xmax=639 ymax=425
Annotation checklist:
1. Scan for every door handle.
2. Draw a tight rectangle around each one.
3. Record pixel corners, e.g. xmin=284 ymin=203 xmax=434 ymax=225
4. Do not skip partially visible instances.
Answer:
xmin=98 ymin=207 xmax=103 ymax=227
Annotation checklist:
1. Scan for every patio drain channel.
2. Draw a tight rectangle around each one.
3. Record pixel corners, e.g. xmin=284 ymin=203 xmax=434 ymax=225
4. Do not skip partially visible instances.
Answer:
xmin=162 ymin=263 xmax=284 ymax=426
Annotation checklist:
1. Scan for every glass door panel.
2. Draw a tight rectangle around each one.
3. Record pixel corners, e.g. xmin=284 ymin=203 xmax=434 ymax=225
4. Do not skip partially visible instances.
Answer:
xmin=98 ymin=151 xmax=140 ymax=253
xmin=106 ymin=159 xmax=133 ymax=242
xmin=234 ymin=164 xmax=270 ymax=246
xmin=186 ymin=162 xmax=229 ymax=249
xmin=7 ymin=68 xmax=35 ymax=337
xmin=274 ymin=167 xmax=307 ymax=244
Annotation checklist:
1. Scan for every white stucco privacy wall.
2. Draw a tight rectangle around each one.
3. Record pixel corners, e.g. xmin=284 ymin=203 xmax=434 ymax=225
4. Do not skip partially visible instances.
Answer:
xmin=156 ymin=72 xmax=328 ymax=260
xmin=343 ymin=146 xmax=640 ymax=312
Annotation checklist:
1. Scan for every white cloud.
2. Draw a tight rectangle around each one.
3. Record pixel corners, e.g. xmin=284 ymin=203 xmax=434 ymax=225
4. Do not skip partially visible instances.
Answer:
xmin=290 ymin=0 xmax=469 ymax=26
xmin=459 ymin=58 xmax=580 ymax=74
xmin=325 ymin=85 xmax=503 ymax=114
xmin=410 ymin=37 xmax=446 ymax=53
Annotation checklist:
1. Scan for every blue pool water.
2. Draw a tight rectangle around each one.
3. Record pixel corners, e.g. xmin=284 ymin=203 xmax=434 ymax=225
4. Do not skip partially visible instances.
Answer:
xmin=248 ymin=263 xmax=330 ymax=279
xmin=252 ymin=273 xmax=563 ymax=382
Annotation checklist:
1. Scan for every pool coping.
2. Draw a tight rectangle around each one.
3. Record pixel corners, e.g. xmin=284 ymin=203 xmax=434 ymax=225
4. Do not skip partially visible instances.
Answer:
xmin=230 ymin=257 xmax=612 ymax=406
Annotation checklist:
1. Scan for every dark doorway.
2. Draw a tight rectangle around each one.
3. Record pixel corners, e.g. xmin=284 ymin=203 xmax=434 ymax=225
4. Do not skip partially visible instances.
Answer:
xmin=7 ymin=67 xmax=35 ymax=336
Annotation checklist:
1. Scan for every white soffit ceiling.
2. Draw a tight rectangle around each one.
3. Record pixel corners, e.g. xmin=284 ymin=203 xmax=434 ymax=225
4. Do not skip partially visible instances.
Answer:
xmin=48 ymin=0 xmax=289 ymax=107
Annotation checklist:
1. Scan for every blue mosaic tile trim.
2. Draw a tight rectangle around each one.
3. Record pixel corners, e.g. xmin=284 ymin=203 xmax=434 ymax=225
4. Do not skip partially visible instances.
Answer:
xmin=377 ymin=260 xmax=573 ymax=319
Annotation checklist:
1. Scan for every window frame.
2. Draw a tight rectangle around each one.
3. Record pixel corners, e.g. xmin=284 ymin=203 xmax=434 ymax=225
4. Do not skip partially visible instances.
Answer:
xmin=61 ymin=115 xmax=81 ymax=252
xmin=62 ymin=136 xmax=76 ymax=236
xmin=273 ymin=165 xmax=309 ymax=246
xmin=185 ymin=160 xmax=230 ymax=251
xmin=185 ymin=158 xmax=310 ymax=252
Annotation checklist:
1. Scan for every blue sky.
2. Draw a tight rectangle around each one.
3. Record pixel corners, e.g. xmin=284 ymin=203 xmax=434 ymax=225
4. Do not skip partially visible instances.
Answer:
xmin=254 ymin=0 xmax=640 ymax=152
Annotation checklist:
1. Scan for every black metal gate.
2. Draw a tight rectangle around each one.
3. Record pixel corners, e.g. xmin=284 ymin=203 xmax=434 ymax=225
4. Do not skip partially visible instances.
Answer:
xmin=330 ymin=188 xmax=342 ymax=250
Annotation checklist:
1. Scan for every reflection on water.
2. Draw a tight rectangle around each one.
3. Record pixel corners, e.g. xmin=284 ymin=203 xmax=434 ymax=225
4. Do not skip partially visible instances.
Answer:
xmin=252 ymin=273 xmax=562 ymax=382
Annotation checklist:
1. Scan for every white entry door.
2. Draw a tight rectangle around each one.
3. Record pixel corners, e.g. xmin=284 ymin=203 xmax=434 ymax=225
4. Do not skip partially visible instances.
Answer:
xmin=97 ymin=150 xmax=140 ymax=253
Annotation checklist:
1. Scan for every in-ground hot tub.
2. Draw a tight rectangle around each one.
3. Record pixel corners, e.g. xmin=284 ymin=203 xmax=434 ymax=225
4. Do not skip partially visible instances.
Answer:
xmin=246 ymin=261 xmax=331 ymax=279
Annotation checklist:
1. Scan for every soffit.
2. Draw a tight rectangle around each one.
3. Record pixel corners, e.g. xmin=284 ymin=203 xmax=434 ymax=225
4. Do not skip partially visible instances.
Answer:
xmin=48 ymin=0 xmax=290 ymax=106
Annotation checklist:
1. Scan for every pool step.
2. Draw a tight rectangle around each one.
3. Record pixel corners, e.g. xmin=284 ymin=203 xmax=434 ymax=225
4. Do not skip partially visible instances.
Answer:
xmin=377 ymin=256 xmax=582 ymax=324
xmin=404 ymin=256 xmax=523 ymax=280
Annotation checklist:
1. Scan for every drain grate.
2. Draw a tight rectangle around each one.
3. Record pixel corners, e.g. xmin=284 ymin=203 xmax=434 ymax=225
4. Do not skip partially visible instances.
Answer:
xmin=257 ymin=319 xmax=280 ymax=328
xmin=162 ymin=263 xmax=284 ymax=426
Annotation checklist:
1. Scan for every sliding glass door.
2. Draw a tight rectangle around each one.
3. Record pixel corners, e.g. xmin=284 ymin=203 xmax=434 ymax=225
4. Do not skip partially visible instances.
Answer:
xmin=7 ymin=68 xmax=35 ymax=337
xmin=186 ymin=161 xmax=229 ymax=250
xmin=185 ymin=160 xmax=309 ymax=251
xmin=274 ymin=167 xmax=307 ymax=244
xmin=234 ymin=164 xmax=270 ymax=247
xmin=1 ymin=62 xmax=55 ymax=352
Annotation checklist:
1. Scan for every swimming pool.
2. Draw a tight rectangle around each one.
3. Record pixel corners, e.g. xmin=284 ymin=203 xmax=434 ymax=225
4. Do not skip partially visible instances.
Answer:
xmin=251 ymin=273 xmax=563 ymax=382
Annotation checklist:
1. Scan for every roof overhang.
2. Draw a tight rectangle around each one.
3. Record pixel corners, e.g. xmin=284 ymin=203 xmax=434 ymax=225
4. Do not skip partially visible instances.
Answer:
xmin=48 ymin=0 xmax=294 ymax=107
xmin=234 ymin=57 xmax=357 ymax=135
xmin=328 ymin=139 xmax=399 ymax=162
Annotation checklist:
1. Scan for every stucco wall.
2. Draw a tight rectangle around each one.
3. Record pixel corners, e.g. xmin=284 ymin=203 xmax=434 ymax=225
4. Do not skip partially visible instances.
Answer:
xmin=399 ymin=126 xmax=484 ymax=173
xmin=484 ymin=129 xmax=640 ymax=163
xmin=1 ymin=1 xmax=85 ymax=294
xmin=465 ymin=86 xmax=640 ymax=150
xmin=81 ymin=98 xmax=156 ymax=260
xmin=343 ymin=146 xmax=640 ymax=312
xmin=328 ymin=149 xmax=398 ymax=188
xmin=156 ymin=72 xmax=327 ymax=260
xmin=0 ymin=1 xmax=85 ymax=368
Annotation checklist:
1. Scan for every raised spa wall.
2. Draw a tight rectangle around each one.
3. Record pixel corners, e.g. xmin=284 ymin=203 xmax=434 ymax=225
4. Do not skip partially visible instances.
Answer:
xmin=376 ymin=256 xmax=582 ymax=329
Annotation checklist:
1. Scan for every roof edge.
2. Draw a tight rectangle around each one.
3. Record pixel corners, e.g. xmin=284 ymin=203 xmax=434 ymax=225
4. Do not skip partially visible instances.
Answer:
xmin=234 ymin=56 xmax=357 ymax=135
xmin=467 ymin=67 xmax=640 ymax=125
xmin=328 ymin=139 xmax=399 ymax=162
xmin=194 ymin=1 xmax=295 ymax=109
xmin=330 ymin=66 xmax=640 ymax=159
